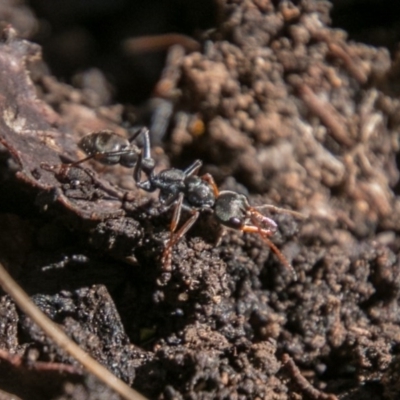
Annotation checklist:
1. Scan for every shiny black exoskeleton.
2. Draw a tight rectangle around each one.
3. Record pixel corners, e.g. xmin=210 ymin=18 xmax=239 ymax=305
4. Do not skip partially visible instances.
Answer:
xmin=135 ymin=157 xmax=216 ymax=211
xmin=77 ymin=127 xmax=154 ymax=169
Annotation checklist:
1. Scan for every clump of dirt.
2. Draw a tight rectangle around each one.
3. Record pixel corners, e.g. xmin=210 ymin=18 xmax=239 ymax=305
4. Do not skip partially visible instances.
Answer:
xmin=0 ymin=0 xmax=400 ymax=399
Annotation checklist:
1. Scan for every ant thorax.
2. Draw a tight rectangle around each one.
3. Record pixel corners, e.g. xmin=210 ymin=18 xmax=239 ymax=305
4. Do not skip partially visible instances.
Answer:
xmin=184 ymin=176 xmax=215 ymax=209
xmin=152 ymin=168 xmax=187 ymax=203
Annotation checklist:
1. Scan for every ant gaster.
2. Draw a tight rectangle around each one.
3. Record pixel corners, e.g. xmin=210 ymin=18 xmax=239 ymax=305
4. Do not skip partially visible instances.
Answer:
xmin=76 ymin=127 xmax=154 ymax=172
xmin=77 ymin=128 xmax=300 ymax=280
xmin=41 ymin=127 xmax=156 ymax=201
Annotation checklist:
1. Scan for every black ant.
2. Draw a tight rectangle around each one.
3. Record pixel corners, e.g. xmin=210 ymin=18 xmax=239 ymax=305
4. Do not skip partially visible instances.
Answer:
xmin=76 ymin=127 xmax=154 ymax=171
xmin=131 ymin=132 xmax=302 ymax=280
xmin=40 ymin=127 xmax=154 ymax=200
xmin=76 ymin=128 xmax=302 ymax=280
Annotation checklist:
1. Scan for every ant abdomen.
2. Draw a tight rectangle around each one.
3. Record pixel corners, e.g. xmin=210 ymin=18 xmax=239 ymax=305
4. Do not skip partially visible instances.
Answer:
xmin=78 ymin=131 xmax=140 ymax=168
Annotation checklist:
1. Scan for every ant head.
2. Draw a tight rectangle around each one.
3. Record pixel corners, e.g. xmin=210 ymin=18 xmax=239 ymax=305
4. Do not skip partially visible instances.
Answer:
xmin=214 ymin=190 xmax=250 ymax=230
xmin=215 ymin=196 xmax=297 ymax=280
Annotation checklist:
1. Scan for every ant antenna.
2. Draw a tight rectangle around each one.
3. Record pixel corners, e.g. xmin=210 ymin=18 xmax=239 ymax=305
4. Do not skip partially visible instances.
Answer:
xmin=254 ymin=204 xmax=306 ymax=220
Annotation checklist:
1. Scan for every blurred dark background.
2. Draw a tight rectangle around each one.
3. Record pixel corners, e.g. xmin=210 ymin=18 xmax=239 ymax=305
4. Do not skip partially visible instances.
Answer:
xmin=22 ymin=0 xmax=400 ymax=105
xmin=330 ymin=0 xmax=400 ymax=52
xmin=27 ymin=0 xmax=218 ymax=103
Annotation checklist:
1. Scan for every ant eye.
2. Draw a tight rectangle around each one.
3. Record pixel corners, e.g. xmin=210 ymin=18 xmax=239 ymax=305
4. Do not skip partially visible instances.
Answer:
xmin=229 ymin=217 xmax=242 ymax=229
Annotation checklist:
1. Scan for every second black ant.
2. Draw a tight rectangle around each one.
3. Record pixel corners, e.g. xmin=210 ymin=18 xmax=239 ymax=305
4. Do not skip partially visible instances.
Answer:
xmin=76 ymin=128 xmax=302 ymax=280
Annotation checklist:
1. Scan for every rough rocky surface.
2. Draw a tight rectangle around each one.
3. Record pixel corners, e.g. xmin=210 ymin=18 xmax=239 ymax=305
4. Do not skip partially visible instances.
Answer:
xmin=0 ymin=0 xmax=400 ymax=399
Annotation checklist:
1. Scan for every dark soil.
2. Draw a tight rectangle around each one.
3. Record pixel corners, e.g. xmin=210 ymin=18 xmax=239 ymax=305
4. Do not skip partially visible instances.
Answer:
xmin=1 ymin=0 xmax=400 ymax=399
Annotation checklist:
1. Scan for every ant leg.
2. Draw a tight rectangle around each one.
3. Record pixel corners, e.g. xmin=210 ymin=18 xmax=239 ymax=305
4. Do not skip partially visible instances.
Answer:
xmin=67 ymin=154 xmax=98 ymax=167
xmin=162 ymin=193 xmax=200 ymax=271
xmin=44 ymin=154 xmax=99 ymax=182
xmin=129 ymin=126 xmax=148 ymax=143
xmin=133 ymin=152 xmax=143 ymax=183
xmin=135 ymin=127 xmax=153 ymax=168
xmin=162 ymin=211 xmax=200 ymax=271
xmin=133 ymin=128 xmax=155 ymax=188
xmin=158 ymin=192 xmax=182 ymax=213
xmin=201 ymin=173 xmax=219 ymax=197
xmin=133 ymin=128 xmax=156 ymax=185
xmin=142 ymin=129 xmax=151 ymax=159
xmin=134 ymin=153 xmax=154 ymax=191
xmin=162 ymin=192 xmax=183 ymax=270
xmin=183 ymin=159 xmax=202 ymax=176
xmin=241 ymin=225 xmax=297 ymax=281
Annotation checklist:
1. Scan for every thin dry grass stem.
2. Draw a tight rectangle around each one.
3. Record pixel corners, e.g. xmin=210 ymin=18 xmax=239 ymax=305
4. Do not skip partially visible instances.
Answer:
xmin=0 ymin=261 xmax=148 ymax=400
